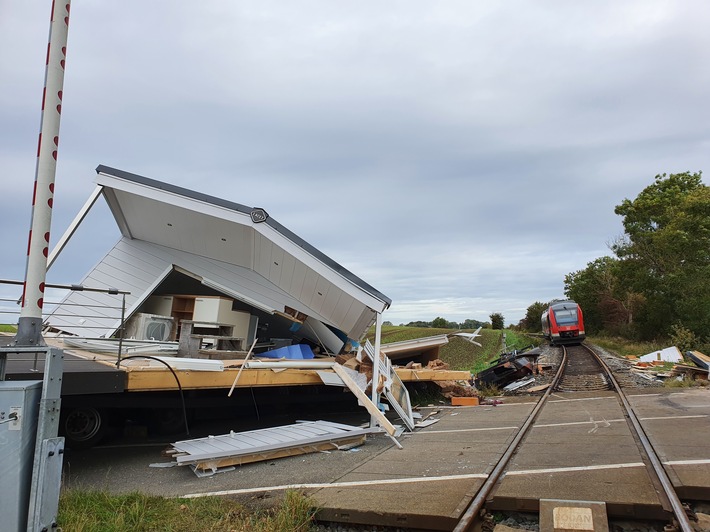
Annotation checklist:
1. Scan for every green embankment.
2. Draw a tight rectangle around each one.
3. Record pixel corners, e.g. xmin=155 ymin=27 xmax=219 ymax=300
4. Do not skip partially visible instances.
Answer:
xmin=365 ymin=326 xmax=540 ymax=374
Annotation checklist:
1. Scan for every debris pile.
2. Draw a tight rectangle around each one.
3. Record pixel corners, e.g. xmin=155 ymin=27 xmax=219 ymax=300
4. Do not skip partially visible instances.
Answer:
xmin=625 ymin=347 xmax=709 ymax=384
xmin=474 ymin=346 xmax=542 ymax=392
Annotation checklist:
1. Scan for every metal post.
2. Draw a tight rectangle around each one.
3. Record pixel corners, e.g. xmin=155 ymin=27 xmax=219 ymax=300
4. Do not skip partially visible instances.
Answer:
xmin=26 ymin=347 xmax=64 ymax=531
xmin=15 ymin=0 xmax=72 ymax=347
xmin=116 ymin=293 xmax=126 ymax=367
xmin=370 ymin=312 xmax=383 ymax=428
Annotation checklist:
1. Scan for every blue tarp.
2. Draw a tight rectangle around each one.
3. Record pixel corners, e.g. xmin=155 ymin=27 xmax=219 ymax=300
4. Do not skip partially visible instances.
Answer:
xmin=260 ymin=344 xmax=314 ymax=360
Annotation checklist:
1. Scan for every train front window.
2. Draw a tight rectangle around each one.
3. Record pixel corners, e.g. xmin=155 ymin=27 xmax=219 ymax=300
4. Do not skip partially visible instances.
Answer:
xmin=554 ymin=308 xmax=578 ymax=325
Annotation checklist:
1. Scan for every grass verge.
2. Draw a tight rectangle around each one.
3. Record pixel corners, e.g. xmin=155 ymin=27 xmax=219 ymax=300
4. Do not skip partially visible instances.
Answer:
xmin=589 ymin=334 xmax=665 ymax=359
xmin=58 ymin=489 xmax=317 ymax=532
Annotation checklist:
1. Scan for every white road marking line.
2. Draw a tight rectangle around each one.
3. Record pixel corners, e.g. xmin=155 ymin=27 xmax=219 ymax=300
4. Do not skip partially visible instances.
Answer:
xmin=533 ymin=414 xmax=706 ymax=429
xmin=506 ymin=462 xmax=645 ymax=476
xmin=407 ymin=426 xmax=519 ymax=434
xmin=640 ymin=415 xmax=708 ymax=421
xmin=411 ymin=414 xmax=707 ymax=435
xmin=179 ymin=457 xmax=710 ymax=500
xmin=665 ymin=459 xmax=710 ymax=466
xmin=180 ymin=473 xmax=489 ymax=498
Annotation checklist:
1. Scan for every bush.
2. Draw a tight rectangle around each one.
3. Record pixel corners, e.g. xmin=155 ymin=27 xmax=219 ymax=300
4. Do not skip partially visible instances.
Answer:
xmin=669 ymin=324 xmax=698 ymax=354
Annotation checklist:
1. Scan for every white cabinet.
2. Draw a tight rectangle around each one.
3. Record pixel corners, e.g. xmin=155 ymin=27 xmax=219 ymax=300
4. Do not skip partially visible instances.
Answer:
xmin=193 ymin=297 xmax=234 ymax=323
xmin=193 ymin=297 xmax=252 ymax=339
xmin=142 ymin=295 xmax=175 ymax=317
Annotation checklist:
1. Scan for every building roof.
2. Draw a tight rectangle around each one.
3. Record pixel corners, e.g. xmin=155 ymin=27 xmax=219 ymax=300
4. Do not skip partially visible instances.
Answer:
xmin=44 ymin=165 xmax=391 ymax=342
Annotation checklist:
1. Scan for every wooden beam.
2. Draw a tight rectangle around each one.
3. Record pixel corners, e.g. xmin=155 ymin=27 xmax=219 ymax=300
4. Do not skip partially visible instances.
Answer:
xmin=125 ymin=367 xmax=323 ymax=391
xmin=121 ymin=364 xmax=471 ymax=391
xmin=395 ymin=369 xmax=471 ymax=382
xmin=332 ymin=364 xmax=397 ymax=437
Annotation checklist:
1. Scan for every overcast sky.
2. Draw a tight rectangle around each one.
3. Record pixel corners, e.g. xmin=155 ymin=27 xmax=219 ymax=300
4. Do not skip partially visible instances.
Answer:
xmin=1 ymin=1 xmax=708 ymax=327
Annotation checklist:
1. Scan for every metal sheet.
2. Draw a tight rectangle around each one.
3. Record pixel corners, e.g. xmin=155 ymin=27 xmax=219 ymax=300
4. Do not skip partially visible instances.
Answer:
xmin=171 ymin=420 xmax=377 ymax=466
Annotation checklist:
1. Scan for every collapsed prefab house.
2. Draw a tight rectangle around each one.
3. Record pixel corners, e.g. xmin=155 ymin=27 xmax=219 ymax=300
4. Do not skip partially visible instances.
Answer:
xmin=45 ymin=165 xmax=392 ymax=354
xmin=24 ymin=165 xmax=470 ymax=451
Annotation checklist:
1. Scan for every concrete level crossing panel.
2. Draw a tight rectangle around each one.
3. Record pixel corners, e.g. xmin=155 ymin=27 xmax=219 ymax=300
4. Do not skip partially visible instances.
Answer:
xmin=312 ymin=401 xmax=535 ymax=529
xmin=628 ymin=389 xmax=710 ymax=500
xmin=488 ymin=391 xmax=667 ymax=520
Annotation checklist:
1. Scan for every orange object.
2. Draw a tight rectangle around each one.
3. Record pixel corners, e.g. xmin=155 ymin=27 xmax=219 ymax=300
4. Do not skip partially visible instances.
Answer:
xmin=451 ymin=396 xmax=479 ymax=406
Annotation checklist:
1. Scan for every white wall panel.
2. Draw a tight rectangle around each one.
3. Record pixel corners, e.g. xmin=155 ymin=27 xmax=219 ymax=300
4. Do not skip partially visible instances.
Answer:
xmin=300 ymin=269 xmax=319 ymax=308
xmin=289 ymin=260 xmax=307 ymax=298
xmin=278 ymin=252 xmax=296 ymax=293
xmin=268 ymin=246 xmax=284 ymax=285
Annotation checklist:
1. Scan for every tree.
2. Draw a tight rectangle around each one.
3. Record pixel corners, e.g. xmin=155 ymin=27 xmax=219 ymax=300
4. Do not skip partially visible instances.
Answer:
xmin=431 ymin=317 xmax=448 ymax=328
xmin=564 ymin=256 xmax=626 ymax=335
xmin=405 ymin=320 xmax=430 ymax=328
xmin=612 ymin=172 xmax=710 ymax=338
xmin=520 ymin=301 xmax=548 ymax=332
xmin=489 ymin=312 xmax=504 ymax=330
xmin=461 ymin=318 xmax=485 ymax=330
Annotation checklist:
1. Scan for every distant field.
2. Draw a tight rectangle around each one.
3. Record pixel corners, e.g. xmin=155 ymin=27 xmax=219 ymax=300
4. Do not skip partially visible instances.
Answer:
xmin=365 ymin=325 xmax=540 ymax=374
xmin=0 ymin=324 xmax=17 ymax=333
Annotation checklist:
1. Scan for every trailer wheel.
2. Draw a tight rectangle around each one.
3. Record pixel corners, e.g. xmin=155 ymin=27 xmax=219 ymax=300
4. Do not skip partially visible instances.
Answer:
xmin=62 ymin=407 xmax=106 ymax=449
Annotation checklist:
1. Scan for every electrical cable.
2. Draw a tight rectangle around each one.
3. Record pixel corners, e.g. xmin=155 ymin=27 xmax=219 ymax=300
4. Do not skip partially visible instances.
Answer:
xmin=116 ymin=355 xmax=190 ymax=437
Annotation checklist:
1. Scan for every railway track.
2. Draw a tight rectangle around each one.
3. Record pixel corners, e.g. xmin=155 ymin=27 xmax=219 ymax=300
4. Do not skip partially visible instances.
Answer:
xmin=554 ymin=344 xmax=611 ymax=391
xmin=453 ymin=343 xmax=695 ymax=532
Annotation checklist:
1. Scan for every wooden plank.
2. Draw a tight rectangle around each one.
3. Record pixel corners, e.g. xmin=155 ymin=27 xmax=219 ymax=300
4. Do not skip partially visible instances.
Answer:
xmin=194 ymin=435 xmax=367 ymax=470
xmin=332 ymin=364 xmax=397 ymax=436
xmin=395 ymin=368 xmax=471 ymax=382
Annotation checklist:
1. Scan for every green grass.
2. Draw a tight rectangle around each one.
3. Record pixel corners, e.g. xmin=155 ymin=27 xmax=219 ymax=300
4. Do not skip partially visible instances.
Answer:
xmin=0 ymin=323 xmax=17 ymax=333
xmin=589 ymin=334 xmax=665 ymax=359
xmin=365 ymin=325 xmax=541 ymax=374
xmin=58 ymin=489 xmax=317 ymax=532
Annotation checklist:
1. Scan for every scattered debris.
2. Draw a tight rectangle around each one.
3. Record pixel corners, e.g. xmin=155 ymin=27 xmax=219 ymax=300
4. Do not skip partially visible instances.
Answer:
xmin=414 ymin=418 xmax=440 ymax=428
xmin=638 ymin=346 xmax=683 ymax=363
xmin=474 ymin=347 xmax=541 ymax=390
xmin=503 ymin=376 xmax=536 ymax=392
xmin=435 ymin=380 xmax=479 ymax=399
xmin=686 ymin=350 xmax=710 ymax=371
xmin=448 ymin=326 xmax=483 ymax=347
xmin=427 ymin=358 xmax=450 ymax=371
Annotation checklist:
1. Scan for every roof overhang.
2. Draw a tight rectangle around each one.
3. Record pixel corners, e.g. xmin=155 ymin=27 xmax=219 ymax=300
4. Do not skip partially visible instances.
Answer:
xmin=44 ymin=165 xmax=391 ymax=342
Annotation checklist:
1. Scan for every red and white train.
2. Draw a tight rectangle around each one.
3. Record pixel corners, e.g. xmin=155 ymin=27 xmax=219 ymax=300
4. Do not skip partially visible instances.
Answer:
xmin=541 ymin=300 xmax=585 ymax=345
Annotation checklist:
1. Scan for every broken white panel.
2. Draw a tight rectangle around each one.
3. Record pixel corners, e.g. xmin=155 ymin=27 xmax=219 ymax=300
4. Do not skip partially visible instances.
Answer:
xmin=364 ymin=340 xmax=415 ymax=431
xmin=450 ymin=326 xmax=483 ymax=347
xmin=316 ymin=369 xmax=345 ymax=387
xmin=639 ymin=346 xmax=683 ymax=363
xmin=503 ymin=376 xmax=536 ymax=392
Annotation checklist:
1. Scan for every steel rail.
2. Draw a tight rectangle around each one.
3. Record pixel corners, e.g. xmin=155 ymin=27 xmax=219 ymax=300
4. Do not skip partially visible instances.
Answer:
xmin=453 ymin=347 xmax=568 ymax=532
xmin=582 ymin=344 xmax=692 ymax=532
